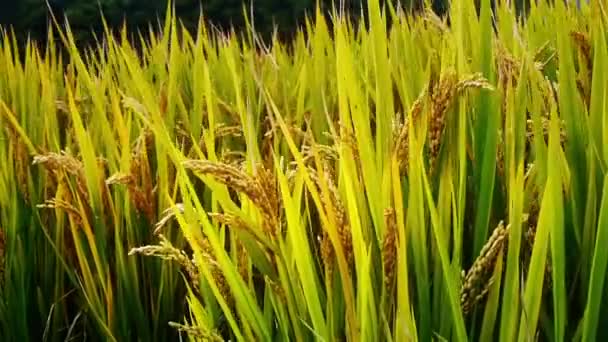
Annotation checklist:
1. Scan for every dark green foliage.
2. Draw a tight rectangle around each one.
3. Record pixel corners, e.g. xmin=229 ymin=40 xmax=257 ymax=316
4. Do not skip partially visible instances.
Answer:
xmin=0 ymin=0 xmax=571 ymax=48
xmin=1 ymin=0 xmax=441 ymax=47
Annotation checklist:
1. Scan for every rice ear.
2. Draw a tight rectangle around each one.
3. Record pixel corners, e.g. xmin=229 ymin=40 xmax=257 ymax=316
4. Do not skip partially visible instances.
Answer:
xmin=183 ymin=159 xmax=281 ymax=239
xmin=461 ymin=221 xmax=509 ymax=315
xmin=382 ymin=208 xmax=398 ymax=292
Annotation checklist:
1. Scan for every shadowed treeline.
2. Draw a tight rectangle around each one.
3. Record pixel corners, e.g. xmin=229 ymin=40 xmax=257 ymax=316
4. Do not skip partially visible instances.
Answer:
xmin=0 ymin=0 xmax=565 ymax=51
xmin=0 ymin=0 xmax=519 ymax=48
xmin=1 ymin=1 xmax=416 ymax=44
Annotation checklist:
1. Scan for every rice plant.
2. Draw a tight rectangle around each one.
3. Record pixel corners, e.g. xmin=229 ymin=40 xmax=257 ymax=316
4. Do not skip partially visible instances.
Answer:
xmin=1 ymin=0 xmax=608 ymax=341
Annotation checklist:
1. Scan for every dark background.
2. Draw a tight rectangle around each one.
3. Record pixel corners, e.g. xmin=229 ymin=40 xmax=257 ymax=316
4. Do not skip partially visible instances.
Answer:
xmin=0 ymin=0 xmax=452 ymax=47
xmin=0 ymin=1 xmax=570 ymax=48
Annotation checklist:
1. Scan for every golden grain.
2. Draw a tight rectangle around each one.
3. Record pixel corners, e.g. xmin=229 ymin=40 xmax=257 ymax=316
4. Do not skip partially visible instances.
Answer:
xmin=236 ymin=239 xmax=249 ymax=282
xmin=33 ymin=151 xmax=89 ymax=202
xmin=395 ymin=88 xmax=426 ymax=174
xmin=129 ymin=234 xmax=202 ymax=298
xmin=461 ymin=220 xmax=509 ymax=315
xmin=183 ymin=160 xmax=280 ymax=239
xmin=37 ymin=198 xmax=84 ymax=226
xmin=382 ymin=208 xmax=398 ymax=291
xmin=309 ymin=164 xmax=353 ymax=272
xmin=319 ymin=232 xmax=335 ymax=279
xmin=571 ymin=31 xmax=592 ymax=73
xmin=427 ymin=71 xmax=493 ymax=173
xmin=215 ymin=124 xmax=244 ymax=139
xmin=196 ymin=237 xmax=232 ymax=304
xmin=168 ymin=322 xmax=224 ymax=342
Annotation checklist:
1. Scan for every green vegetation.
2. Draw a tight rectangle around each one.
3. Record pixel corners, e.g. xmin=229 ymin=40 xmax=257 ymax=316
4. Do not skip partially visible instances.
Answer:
xmin=0 ymin=0 xmax=606 ymax=341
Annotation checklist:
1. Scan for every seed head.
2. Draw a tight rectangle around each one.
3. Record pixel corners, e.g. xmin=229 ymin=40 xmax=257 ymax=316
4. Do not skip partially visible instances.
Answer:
xmin=183 ymin=160 xmax=280 ymax=240
xmin=319 ymin=232 xmax=335 ymax=279
xmin=571 ymin=31 xmax=592 ymax=73
xmin=196 ymin=237 xmax=232 ymax=304
xmin=461 ymin=221 xmax=509 ymax=315
xmin=37 ymin=198 xmax=84 ymax=226
xmin=382 ymin=208 xmax=398 ymax=291
xmin=236 ymin=240 xmax=249 ymax=281
xmin=309 ymin=164 xmax=353 ymax=271
xmin=496 ymin=129 xmax=505 ymax=179
xmin=168 ymin=322 xmax=224 ymax=342
xmin=215 ymin=124 xmax=243 ymax=139
xmin=395 ymin=88 xmax=426 ymax=174
xmin=428 ymin=71 xmax=493 ymax=173
xmin=129 ymin=234 xmax=204 ymax=299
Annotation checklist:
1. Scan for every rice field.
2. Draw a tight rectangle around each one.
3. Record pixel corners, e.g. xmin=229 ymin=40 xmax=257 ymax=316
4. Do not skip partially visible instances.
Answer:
xmin=1 ymin=0 xmax=607 ymax=341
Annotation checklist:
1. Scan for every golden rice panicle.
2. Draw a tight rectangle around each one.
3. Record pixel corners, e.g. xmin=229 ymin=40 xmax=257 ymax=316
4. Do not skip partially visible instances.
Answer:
xmin=333 ymin=124 xmax=361 ymax=170
xmin=392 ymin=120 xmax=408 ymax=172
xmin=395 ymin=88 xmax=425 ymax=174
xmin=570 ymin=31 xmax=592 ymax=74
xmin=382 ymin=208 xmax=398 ymax=291
xmin=523 ymin=219 xmax=554 ymax=294
xmin=522 ymin=186 xmax=553 ymax=293
xmin=149 ymin=207 xmax=240 ymax=303
xmin=184 ymin=161 xmax=258 ymax=227
xmin=301 ymin=143 xmax=339 ymax=167
xmin=319 ymin=232 xmax=335 ymax=279
xmin=428 ymin=71 xmax=457 ymax=172
xmin=219 ymin=151 xmax=247 ymax=167
xmin=36 ymin=197 xmax=82 ymax=263
xmin=168 ymin=322 xmax=224 ymax=342
xmin=254 ymin=164 xmax=281 ymax=238
xmin=496 ymin=129 xmax=505 ymax=179
xmin=215 ymin=123 xmax=244 ymax=139
xmin=461 ymin=221 xmax=509 ymax=315
xmin=324 ymin=164 xmax=353 ymax=268
xmin=106 ymin=172 xmax=155 ymax=223
xmin=207 ymin=212 xmax=252 ymax=280
xmin=37 ymin=198 xmax=84 ymax=227
xmin=309 ymin=164 xmax=353 ymax=270
xmin=495 ymin=42 xmax=521 ymax=92
xmin=33 ymin=151 xmax=88 ymax=201
xmin=571 ymin=30 xmax=592 ymax=107
xmin=428 ymin=71 xmax=493 ymax=172
xmin=196 ymin=236 xmax=232 ymax=304
xmin=521 ymin=164 xmax=539 ymax=266
xmin=183 ymin=160 xmax=280 ymax=239
xmin=455 ymin=73 xmax=494 ymax=95
xmin=131 ymin=130 xmax=156 ymax=222
xmin=236 ymin=239 xmax=249 ymax=282
xmin=153 ymin=204 xmax=185 ymax=235
xmin=208 ymin=212 xmax=249 ymax=231
xmin=129 ymin=234 xmax=203 ymax=298
xmin=526 ymin=117 xmax=567 ymax=147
